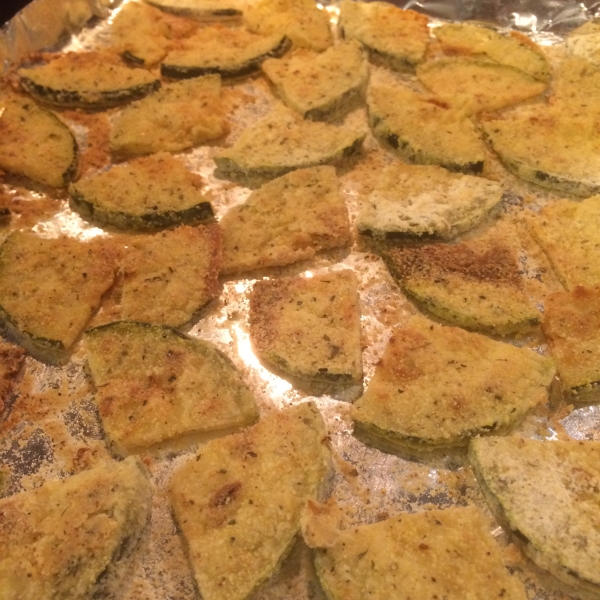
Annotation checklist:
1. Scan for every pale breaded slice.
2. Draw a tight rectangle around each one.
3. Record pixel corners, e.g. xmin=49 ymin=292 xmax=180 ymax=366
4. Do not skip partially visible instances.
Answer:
xmin=552 ymin=55 xmax=600 ymax=104
xmin=261 ymin=42 xmax=368 ymax=121
xmin=0 ymin=232 xmax=117 ymax=361
xmin=161 ymin=26 xmax=290 ymax=79
xmin=221 ymin=166 xmax=350 ymax=274
xmin=0 ymin=341 xmax=25 ymax=412
xmin=144 ymin=0 xmax=246 ymax=20
xmin=70 ymin=153 xmax=214 ymax=230
xmin=565 ymin=20 xmax=600 ymax=65
xmin=244 ymin=0 xmax=332 ymax=52
xmin=110 ymin=0 xmax=197 ymax=66
xmin=482 ymin=101 xmax=600 ymax=197
xmin=416 ymin=57 xmax=546 ymax=115
xmin=434 ymin=22 xmax=550 ymax=82
xmin=338 ymin=0 xmax=430 ymax=71
xmin=352 ymin=316 xmax=555 ymax=452
xmin=385 ymin=228 xmax=540 ymax=335
xmin=367 ymin=80 xmax=486 ymax=174
xmin=542 ymin=286 xmax=600 ymax=400
xmin=84 ymin=321 xmax=258 ymax=454
xmin=213 ymin=105 xmax=365 ymax=183
xmin=121 ymin=224 xmax=222 ymax=327
xmin=528 ymin=195 xmax=600 ymax=289
xmin=18 ymin=51 xmax=160 ymax=109
xmin=169 ymin=402 xmax=330 ymax=600
xmin=356 ymin=162 xmax=503 ymax=240
xmin=249 ymin=270 xmax=362 ymax=384
xmin=0 ymin=94 xmax=78 ymax=188
xmin=0 ymin=456 xmax=152 ymax=600
xmin=110 ymin=76 xmax=226 ymax=159
xmin=469 ymin=436 xmax=600 ymax=598
xmin=314 ymin=505 xmax=527 ymax=600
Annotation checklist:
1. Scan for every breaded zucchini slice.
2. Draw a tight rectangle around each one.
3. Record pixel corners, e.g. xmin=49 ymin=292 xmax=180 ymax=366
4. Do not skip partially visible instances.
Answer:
xmin=213 ymin=105 xmax=364 ymax=182
xmin=0 ymin=341 xmax=25 ymax=412
xmin=469 ymin=436 xmax=600 ymax=598
xmin=261 ymin=42 xmax=368 ymax=121
xmin=565 ymin=20 xmax=600 ymax=65
xmin=385 ymin=228 xmax=540 ymax=335
xmin=18 ymin=51 xmax=160 ymax=109
xmin=110 ymin=76 xmax=226 ymax=159
xmin=70 ymin=153 xmax=213 ymax=230
xmin=162 ymin=27 xmax=290 ymax=79
xmin=527 ymin=195 xmax=600 ymax=289
xmin=249 ymin=270 xmax=362 ymax=384
xmin=244 ymin=0 xmax=332 ymax=52
xmin=110 ymin=0 xmax=197 ymax=66
xmin=356 ymin=162 xmax=503 ymax=240
xmin=367 ymin=81 xmax=486 ymax=174
xmin=0 ymin=456 xmax=151 ymax=600
xmin=144 ymin=0 xmax=244 ymax=20
xmin=314 ymin=506 xmax=527 ymax=600
xmin=0 ymin=232 xmax=117 ymax=362
xmin=338 ymin=0 xmax=430 ymax=71
xmin=170 ymin=402 xmax=330 ymax=600
xmin=434 ymin=22 xmax=550 ymax=82
xmin=482 ymin=102 xmax=600 ymax=197
xmin=84 ymin=321 xmax=258 ymax=455
xmin=0 ymin=95 xmax=78 ymax=187
xmin=221 ymin=166 xmax=350 ymax=274
xmin=542 ymin=286 xmax=600 ymax=401
xmin=352 ymin=316 xmax=554 ymax=453
xmin=416 ymin=57 xmax=546 ymax=115
xmin=121 ymin=224 xmax=222 ymax=327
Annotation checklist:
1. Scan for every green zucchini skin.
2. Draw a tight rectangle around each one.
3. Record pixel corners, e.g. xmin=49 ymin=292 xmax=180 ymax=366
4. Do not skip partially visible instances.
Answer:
xmin=214 ymin=135 xmax=364 ymax=183
xmin=143 ymin=0 xmax=242 ymax=20
xmin=369 ymin=112 xmax=484 ymax=175
xmin=19 ymin=77 xmax=161 ymax=110
xmin=69 ymin=189 xmax=214 ymax=231
xmin=161 ymin=36 xmax=292 ymax=80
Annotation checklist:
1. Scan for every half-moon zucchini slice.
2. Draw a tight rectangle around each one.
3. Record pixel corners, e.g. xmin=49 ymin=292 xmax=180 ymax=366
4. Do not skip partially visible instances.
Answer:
xmin=69 ymin=153 xmax=214 ymax=230
xmin=481 ymin=101 xmax=600 ymax=197
xmin=338 ymin=0 xmax=430 ymax=71
xmin=367 ymin=80 xmax=486 ymax=174
xmin=213 ymin=105 xmax=365 ymax=182
xmin=469 ymin=436 xmax=600 ymax=598
xmin=110 ymin=76 xmax=226 ymax=159
xmin=261 ymin=41 xmax=368 ymax=121
xmin=18 ymin=51 xmax=161 ymax=109
xmin=161 ymin=27 xmax=290 ymax=79
xmin=434 ymin=22 xmax=550 ymax=82
xmin=351 ymin=316 xmax=554 ymax=453
xmin=0 ymin=95 xmax=78 ymax=187
xmin=0 ymin=232 xmax=117 ymax=363
xmin=0 ymin=456 xmax=152 ymax=600
xmin=84 ymin=321 xmax=258 ymax=455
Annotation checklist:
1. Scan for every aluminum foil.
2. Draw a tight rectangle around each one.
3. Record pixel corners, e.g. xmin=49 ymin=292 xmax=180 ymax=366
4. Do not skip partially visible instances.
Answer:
xmin=0 ymin=2 xmax=599 ymax=600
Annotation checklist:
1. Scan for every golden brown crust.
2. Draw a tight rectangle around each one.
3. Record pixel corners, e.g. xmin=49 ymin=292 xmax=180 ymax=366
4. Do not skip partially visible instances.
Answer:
xmin=385 ymin=228 xmax=540 ymax=335
xmin=121 ymin=224 xmax=222 ymax=327
xmin=84 ymin=322 xmax=258 ymax=454
xmin=0 ymin=456 xmax=152 ymax=600
xmin=352 ymin=316 xmax=555 ymax=450
xmin=169 ymin=402 xmax=330 ymax=600
xmin=542 ymin=286 xmax=600 ymax=394
xmin=0 ymin=341 xmax=25 ymax=412
xmin=249 ymin=270 xmax=362 ymax=383
xmin=0 ymin=232 xmax=118 ymax=355
xmin=221 ymin=166 xmax=350 ymax=274
xmin=315 ymin=505 xmax=527 ymax=600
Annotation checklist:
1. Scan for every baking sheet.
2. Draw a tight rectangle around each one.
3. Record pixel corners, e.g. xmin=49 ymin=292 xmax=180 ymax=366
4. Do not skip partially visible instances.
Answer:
xmin=1 ymin=2 xmax=599 ymax=600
